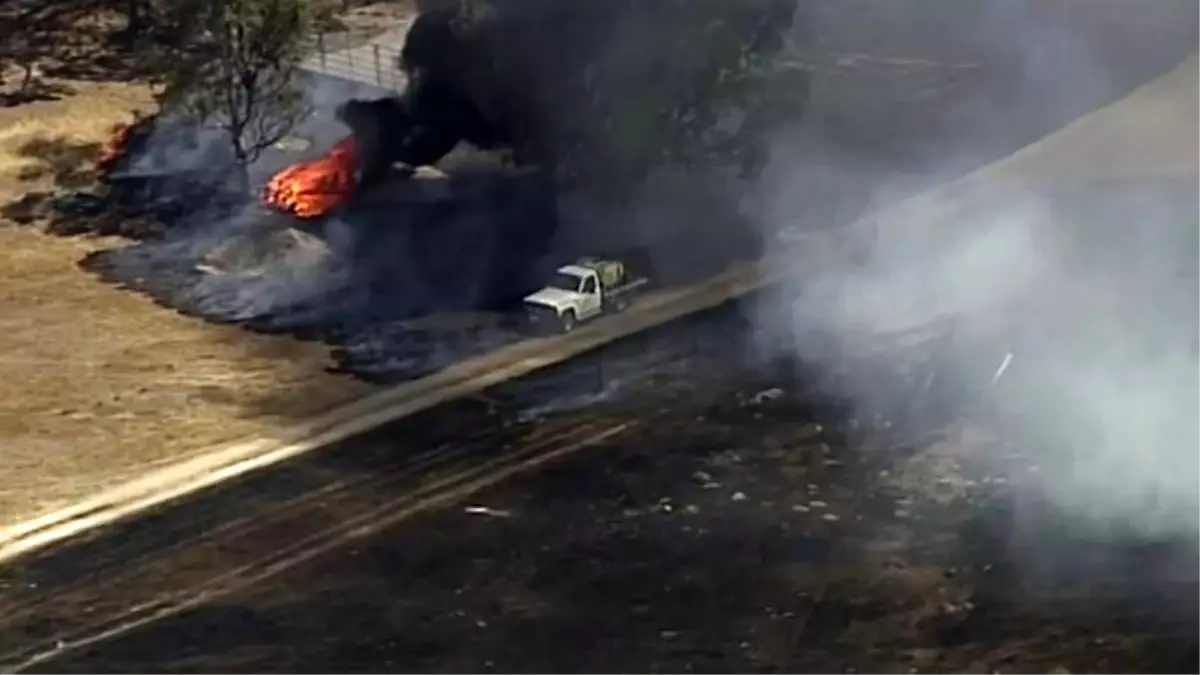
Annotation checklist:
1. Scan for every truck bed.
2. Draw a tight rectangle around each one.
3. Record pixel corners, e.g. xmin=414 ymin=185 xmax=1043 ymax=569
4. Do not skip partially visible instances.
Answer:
xmin=606 ymin=275 xmax=650 ymax=297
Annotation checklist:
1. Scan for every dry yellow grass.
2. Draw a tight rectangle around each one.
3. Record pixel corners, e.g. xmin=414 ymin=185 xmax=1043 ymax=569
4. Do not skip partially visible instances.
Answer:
xmin=858 ymin=53 xmax=1198 ymax=243
xmin=0 ymin=83 xmax=372 ymax=527
xmin=954 ymin=52 xmax=1198 ymax=188
xmin=0 ymin=81 xmax=154 ymax=201
xmin=0 ymin=0 xmax=422 ymax=531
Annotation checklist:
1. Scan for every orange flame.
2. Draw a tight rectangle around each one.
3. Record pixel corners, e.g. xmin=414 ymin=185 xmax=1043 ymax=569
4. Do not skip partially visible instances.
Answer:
xmin=97 ymin=122 xmax=136 ymax=173
xmin=262 ymin=136 xmax=360 ymax=219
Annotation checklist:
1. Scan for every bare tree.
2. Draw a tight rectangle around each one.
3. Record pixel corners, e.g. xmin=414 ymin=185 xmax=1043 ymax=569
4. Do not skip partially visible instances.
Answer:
xmin=152 ymin=0 xmax=327 ymax=186
xmin=0 ymin=13 xmax=45 ymax=102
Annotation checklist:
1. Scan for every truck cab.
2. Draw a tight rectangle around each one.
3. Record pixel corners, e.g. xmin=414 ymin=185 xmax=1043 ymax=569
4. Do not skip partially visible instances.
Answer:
xmin=523 ymin=258 xmax=646 ymax=333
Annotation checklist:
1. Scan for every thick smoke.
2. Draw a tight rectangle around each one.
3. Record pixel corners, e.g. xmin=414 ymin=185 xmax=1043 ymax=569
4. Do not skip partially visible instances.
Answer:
xmin=748 ymin=1 xmax=1198 ymax=549
xmin=339 ymin=0 xmax=806 ymax=193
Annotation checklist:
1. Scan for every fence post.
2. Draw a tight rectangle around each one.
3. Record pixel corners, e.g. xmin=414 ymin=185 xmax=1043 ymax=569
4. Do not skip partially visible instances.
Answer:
xmin=373 ymin=44 xmax=382 ymax=88
xmin=317 ymin=32 xmax=326 ymax=69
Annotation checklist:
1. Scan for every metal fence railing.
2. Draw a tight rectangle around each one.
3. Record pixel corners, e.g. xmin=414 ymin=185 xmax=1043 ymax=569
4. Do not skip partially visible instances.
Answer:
xmin=301 ymin=32 xmax=408 ymax=92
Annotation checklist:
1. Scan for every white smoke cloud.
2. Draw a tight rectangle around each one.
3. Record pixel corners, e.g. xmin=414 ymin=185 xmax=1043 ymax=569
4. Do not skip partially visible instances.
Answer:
xmin=746 ymin=3 xmax=1199 ymax=546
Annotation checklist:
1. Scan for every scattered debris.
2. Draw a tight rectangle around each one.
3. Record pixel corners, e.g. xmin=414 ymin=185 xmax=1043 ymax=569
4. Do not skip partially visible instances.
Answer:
xmin=731 ymin=491 xmax=748 ymax=502
xmin=749 ymin=388 xmax=784 ymax=405
xmin=198 ymin=226 xmax=337 ymax=277
xmin=991 ymin=351 xmax=1014 ymax=385
xmin=464 ymin=506 xmax=511 ymax=518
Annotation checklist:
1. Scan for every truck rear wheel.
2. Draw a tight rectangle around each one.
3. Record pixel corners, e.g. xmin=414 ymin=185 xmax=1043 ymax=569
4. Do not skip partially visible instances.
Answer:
xmin=559 ymin=309 xmax=577 ymax=333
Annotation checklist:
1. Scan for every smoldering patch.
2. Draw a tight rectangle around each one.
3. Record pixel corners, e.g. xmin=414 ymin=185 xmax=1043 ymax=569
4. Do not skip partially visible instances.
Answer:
xmin=81 ymin=165 xmax=561 ymax=381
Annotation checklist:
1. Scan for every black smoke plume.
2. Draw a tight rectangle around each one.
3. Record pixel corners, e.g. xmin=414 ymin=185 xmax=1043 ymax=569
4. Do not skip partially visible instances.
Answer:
xmin=334 ymin=0 xmax=809 ymax=196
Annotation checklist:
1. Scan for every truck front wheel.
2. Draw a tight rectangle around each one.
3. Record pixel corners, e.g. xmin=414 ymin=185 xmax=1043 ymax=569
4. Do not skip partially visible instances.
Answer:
xmin=559 ymin=309 xmax=577 ymax=333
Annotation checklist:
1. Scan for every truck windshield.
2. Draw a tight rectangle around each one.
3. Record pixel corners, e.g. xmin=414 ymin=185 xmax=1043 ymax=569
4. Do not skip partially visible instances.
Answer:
xmin=546 ymin=272 xmax=583 ymax=292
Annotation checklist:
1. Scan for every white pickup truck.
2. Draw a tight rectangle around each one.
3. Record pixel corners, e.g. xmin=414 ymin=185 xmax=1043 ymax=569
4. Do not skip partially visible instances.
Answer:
xmin=523 ymin=257 xmax=650 ymax=333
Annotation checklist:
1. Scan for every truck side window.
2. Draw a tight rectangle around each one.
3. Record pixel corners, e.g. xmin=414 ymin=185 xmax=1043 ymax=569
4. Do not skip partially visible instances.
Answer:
xmin=582 ymin=277 xmax=596 ymax=294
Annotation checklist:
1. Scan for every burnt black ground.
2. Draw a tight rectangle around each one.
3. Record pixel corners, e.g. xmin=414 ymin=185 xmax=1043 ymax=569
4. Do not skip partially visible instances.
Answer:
xmin=1 ymin=294 xmax=1195 ymax=674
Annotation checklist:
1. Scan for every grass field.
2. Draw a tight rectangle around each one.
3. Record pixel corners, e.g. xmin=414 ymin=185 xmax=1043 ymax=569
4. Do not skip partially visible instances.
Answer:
xmin=0 ymin=0 xmax=377 ymax=527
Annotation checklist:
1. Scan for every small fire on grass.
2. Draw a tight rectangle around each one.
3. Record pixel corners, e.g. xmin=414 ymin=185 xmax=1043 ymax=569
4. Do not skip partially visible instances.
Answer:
xmin=261 ymin=136 xmax=361 ymax=219
xmin=96 ymin=122 xmax=136 ymax=173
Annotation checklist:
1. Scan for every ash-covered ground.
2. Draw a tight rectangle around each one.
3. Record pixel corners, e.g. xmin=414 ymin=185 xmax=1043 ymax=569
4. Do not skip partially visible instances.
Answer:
xmin=10 ymin=288 xmax=1196 ymax=674
xmin=72 ymin=155 xmax=741 ymax=382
